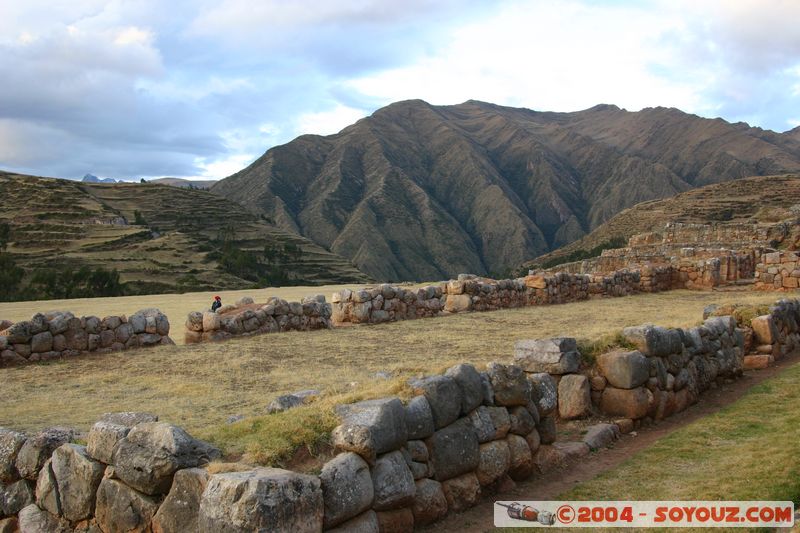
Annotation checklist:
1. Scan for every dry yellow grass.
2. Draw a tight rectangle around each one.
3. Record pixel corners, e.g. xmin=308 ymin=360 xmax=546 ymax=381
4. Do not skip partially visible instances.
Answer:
xmin=1 ymin=289 xmax=784 ymax=444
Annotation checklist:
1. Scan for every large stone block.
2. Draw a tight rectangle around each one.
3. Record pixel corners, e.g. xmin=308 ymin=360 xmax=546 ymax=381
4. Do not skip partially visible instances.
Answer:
xmin=86 ymin=422 xmax=129 ymax=464
xmin=371 ymin=451 xmax=415 ymax=511
xmin=15 ymin=428 xmax=73 ymax=481
xmin=404 ymin=396 xmax=435 ymax=440
xmin=527 ymin=373 xmax=557 ymax=416
xmin=36 ymin=444 xmax=104 ymax=522
xmin=16 ymin=504 xmax=71 ymax=533
xmin=750 ymin=315 xmax=778 ymax=345
xmin=444 ymin=294 xmax=472 ymax=313
xmin=199 ymin=468 xmax=323 ymax=533
xmin=557 ymin=374 xmax=591 ymax=420
xmin=582 ymin=423 xmax=620 ymax=450
xmin=0 ymin=428 xmax=26 ymax=483
xmin=468 ymin=406 xmax=509 ymax=443
xmin=600 ymin=387 xmax=652 ymax=419
xmin=0 ymin=478 xmax=34 ymax=517
xmin=333 ymin=398 xmax=408 ymax=464
xmin=95 ymin=478 xmax=159 ymax=533
xmin=376 ymin=508 xmax=414 ymax=533
xmin=327 ymin=510 xmax=380 ymax=533
xmin=152 ymin=468 xmax=209 ymax=533
xmin=441 ymin=472 xmax=480 ymax=513
xmin=320 ymin=452 xmax=373 ymax=528
xmin=112 ymin=422 xmax=220 ymax=496
xmin=538 ymin=416 xmax=557 ymax=445
xmin=508 ymin=406 xmax=535 ymax=436
xmin=622 ymin=325 xmax=682 ymax=357
xmin=486 ymin=363 xmax=530 ymax=407
xmin=411 ymin=478 xmax=447 ymax=526
xmin=444 ymin=364 xmax=484 ymax=414
xmin=476 ymin=440 xmax=510 ymax=486
xmin=597 ymin=351 xmax=650 ymax=389
xmin=426 ymin=418 xmax=480 ymax=482
xmin=506 ymin=434 xmax=534 ymax=481
xmin=513 ymin=338 xmax=580 ymax=374
xmin=411 ymin=376 xmax=462 ymax=429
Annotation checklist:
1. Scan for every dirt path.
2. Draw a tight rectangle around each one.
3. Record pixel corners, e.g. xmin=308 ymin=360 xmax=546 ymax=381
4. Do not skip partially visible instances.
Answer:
xmin=428 ymin=353 xmax=800 ymax=532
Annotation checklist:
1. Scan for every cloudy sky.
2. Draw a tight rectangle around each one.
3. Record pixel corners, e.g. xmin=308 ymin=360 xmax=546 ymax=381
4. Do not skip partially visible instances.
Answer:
xmin=1 ymin=0 xmax=799 ymax=181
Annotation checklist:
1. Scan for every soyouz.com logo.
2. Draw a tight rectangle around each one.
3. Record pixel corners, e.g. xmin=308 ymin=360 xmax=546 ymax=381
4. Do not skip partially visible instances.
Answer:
xmin=494 ymin=501 xmax=795 ymax=528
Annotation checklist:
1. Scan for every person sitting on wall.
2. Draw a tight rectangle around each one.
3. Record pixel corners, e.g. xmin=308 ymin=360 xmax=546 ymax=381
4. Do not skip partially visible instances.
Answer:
xmin=211 ymin=295 xmax=222 ymax=312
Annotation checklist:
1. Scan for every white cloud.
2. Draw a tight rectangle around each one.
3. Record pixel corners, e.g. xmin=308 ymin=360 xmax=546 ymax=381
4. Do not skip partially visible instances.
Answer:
xmin=295 ymin=105 xmax=368 ymax=136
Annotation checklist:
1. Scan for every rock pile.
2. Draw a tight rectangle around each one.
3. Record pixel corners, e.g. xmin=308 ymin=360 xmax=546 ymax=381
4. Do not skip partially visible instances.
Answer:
xmin=0 ymin=309 xmax=172 ymax=367
xmin=185 ymin=295 xmax=332 ymax=343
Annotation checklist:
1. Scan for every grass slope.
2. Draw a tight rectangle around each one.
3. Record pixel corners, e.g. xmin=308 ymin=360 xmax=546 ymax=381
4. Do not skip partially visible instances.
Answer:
xmin=0 ymin=289 xmax=782 ymax=468
xmin=0 ymin=171 xmax=369 ymax=294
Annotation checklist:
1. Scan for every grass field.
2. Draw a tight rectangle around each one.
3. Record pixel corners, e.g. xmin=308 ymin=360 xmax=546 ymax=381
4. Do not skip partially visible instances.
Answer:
xmin=1 ymin=288 xmax=786 ymax=467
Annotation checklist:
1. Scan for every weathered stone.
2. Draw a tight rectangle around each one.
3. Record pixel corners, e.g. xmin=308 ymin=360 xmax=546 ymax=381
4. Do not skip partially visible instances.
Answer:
xmin=371 ymin=451 xmax=415 ymax=511
xmin=558 ymin=374 xmax=591 ymax=419
xmin=375 ymin=508 xmax=414 ymax=533
xmin=5 ymin=322 xmax=31 ymax=344
xmin=528 ymin=372 xmax=557 ymax=416
xmin=152 ymin=468 xmax=208 ymax=533
xmin=16 ymin=428 xmax=73 ymax=481
xmin=468 ymin=406 xmax=497 ymax=443
xmin=751 ymin=315 xmax=778 ymax=345
xmin=486 ymin=363 xmax=530 ymax=407
xmin=533 ymin=445 xmax=566 ymax=474
xmin=582 ymin=424 xmax=620 ymax=450
xmin=327 ymin=510 xmax=380 ymax=533
xmin=267 ymin=394 xmax=303 ymax=413
xmin=404 ymin=396 xmax=435 ymax=440
xmin=426 ymin=418 xmax=480 ymax=482
xmin=86 ymin=422 xmax=129 ymax=464
xmin=0 ymin=517 xmax=16 ymax=533
xmin=525 ymin=428 xmax=541 ymax=455
xmin=444 ymin=363 xmax=484 ymax=414
xmin=597 ymin=351 xmax=650 ymax=389
xmin=0 ymin=478 xmax=34 ymax=517
xmin=0 ymin=428 xmax=26 ymax=483
xmin=411 ymin=376 xmax=462 ymax=429
xmin=600 ymin=387 xmax=652 ymax=419
xmin=538 ymin=416 xmax=557 ymax=445
xmin=513 ymin=338 xmax=580 ymax=374
xmin=506 ymin=434 xmax=534 ymax=481
xmin=508 ymin=406 xmax=535 ymax=436
xmin=320 ymin=452 xmax=373 ymax=528
xmin=615 ymin=418 xmax=635 ymax=434
xmin=38 ymin=444 xmax=104 ymax=522
xmin=100 ymin=412 xmax=158 ymax=427
xmin=199 ymin=468 xmax=323 ymax=533
xmin=553 ymin=441 xmax=591 ymax=461
xmin=743 ymin=354 xmax=772 ymax=370
xmin=95 ymin=478 xmax=159 ymax=533
xmin=30 ymin=331 xmax=53 ymax=353
xmin=444 ymin=294 xmax=472 ymax=313
xmin=479 ymin=372 xmax=494 ymax=406
xmin=16 ymin=504 xmax=71 ymax=533
xmin=475 ymin=440 xmax=510 ymax=486
xmin=623 ymin=325 xmax=682 ymax=357
xmin=441 ymin=472 xmax=480 ymax=512
xmin=411 ymin=478 xmax=447 ymax=526
xmin=112 ymin=422 xmax=221 ymax=496
xmin=333 ymin=398 xmax=408 ymax=463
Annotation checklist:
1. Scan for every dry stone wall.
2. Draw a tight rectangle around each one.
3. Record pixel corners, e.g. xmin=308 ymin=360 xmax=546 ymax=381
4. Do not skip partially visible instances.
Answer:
xmin=0 ymin=309 xmax=172 ymax=367
xmin=754 ymin=251 xmax=800 ymax=290
xmin=184 ymin=295 xmax=332 ymax=344
xmin=3 ymin=299 xmax=798 ymax=531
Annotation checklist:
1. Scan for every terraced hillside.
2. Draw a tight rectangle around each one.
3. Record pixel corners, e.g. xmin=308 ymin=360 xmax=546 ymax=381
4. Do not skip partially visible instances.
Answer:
xmin=522 ymin=174 xmax=800 ymax=270
xmin=0 ymin=171 xmax=369 ymax=297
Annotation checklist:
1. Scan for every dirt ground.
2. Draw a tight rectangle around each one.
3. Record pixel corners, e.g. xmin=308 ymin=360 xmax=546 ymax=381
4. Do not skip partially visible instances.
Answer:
xmin=428 ymin=352 xmax=800 ymax=532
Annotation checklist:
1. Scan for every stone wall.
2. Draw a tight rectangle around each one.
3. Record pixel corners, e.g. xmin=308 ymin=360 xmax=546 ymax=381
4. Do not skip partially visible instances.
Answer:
xmin=184 ymin=295 xmax=332 ymax=343
xmin=0 ymin=309 xmax=172 ymax=367
xmin=3 ymin=299 xmax=798 ymax=531
xmin=754 ymin=251 xmax=800 ymax=291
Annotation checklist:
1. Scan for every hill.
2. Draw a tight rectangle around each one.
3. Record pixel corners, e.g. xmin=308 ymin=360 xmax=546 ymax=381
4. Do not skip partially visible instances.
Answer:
xmin=212 ymin=100 xmax=800 ymax=281
xmin=0 ymin=171 xmax=369 ymax=299
xmin=523 ymin=174 xmax=800 ymax=270
xmin=148 ymin=177 xmax=216 ymax=189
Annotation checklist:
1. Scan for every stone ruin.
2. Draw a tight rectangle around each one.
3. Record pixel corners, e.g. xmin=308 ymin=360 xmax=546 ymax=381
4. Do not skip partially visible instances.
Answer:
xmin=3 ymin=298 xmax=799 ymax=531
xmin=0 ymin=309 xmax=172 ymax=367
xmin=184 ymin=295 xmax=332 ymax=344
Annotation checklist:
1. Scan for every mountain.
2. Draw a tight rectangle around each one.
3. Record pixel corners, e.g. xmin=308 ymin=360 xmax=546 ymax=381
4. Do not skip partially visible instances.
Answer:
xmin=0 ymin=171 xmax=369 ymax=298
xmin=212 ymin=100 xmax=800 ymax=282
xmin=524 ymin=173 xmax=800 ymax=270
xmin=81 ymin=173 xmax=119 ymax=183
xmin=148 ymin=177 xmax=216 ymax=189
